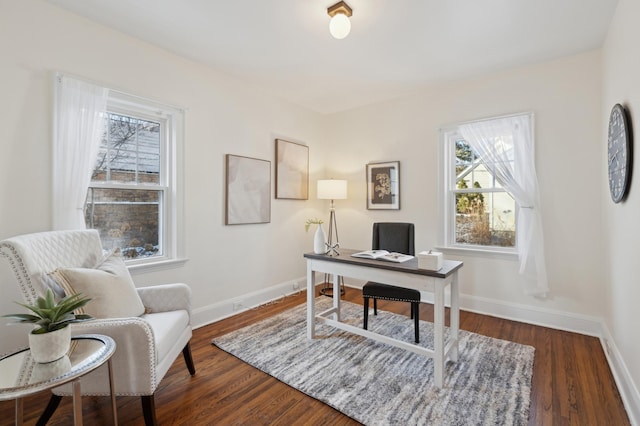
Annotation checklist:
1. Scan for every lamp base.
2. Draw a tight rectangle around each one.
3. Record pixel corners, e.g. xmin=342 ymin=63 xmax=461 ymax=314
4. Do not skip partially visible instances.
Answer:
xmin=325 ymin=206 xmax=340 ymax=256
xmin=325 ymin=241 xmax=340 ymax=256
xmin=319 ymin=275 xmax=345 ymax=297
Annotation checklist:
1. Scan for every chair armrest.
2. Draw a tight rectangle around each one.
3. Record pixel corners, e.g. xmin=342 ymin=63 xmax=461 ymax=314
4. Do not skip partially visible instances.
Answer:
xmin=65 ymin=318 xmax=158 ymax=395
xmin=137 ymin=283 xmax=192 ymax=319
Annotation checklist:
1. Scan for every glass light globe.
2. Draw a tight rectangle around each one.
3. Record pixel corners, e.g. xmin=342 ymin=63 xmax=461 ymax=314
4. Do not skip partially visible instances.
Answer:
xmin=329 ymin=13 xmax=351 ymax=39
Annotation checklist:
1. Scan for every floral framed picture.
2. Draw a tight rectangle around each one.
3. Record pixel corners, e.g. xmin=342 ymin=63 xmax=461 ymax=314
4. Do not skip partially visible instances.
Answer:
xmin=275 ymin=139 xmax=309 ymax=200
xmin=225 ymin=154 xmax=271 ymax=225
xmin=366 ymin=161 xmax=400 ymax=210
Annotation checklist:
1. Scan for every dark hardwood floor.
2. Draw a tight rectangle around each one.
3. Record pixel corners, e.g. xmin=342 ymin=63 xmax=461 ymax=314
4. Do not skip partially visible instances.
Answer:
xmin=0 ymin=287 xmax=630 ymax=425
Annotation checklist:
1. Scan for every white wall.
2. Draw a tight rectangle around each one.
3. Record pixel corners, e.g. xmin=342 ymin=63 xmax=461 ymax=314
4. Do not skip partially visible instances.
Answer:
xmin=602 ymin=0 xmax=640 ymax=420
xmin=1 ymin=3 xmax=637 ymax=419
xmin=323 ymin=50 xmax=605 ymax=319
xmin=323 ymin=37 xmax=640 ymax=420
xmin=0 ymin=0 xmax=325 ymax=353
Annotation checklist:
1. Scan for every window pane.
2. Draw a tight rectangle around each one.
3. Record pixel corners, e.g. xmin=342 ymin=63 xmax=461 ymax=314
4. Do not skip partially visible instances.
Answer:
xmin=472 ymin=166 xmax=493 ymax=188
xmin=85 ymin=188 xmax=162 ymax=259
xmin=92 ymin=113 xmax=161 ymax=184
xmin=456 ymin=140 xmax=498 ymax=190
xmin=455 ymin=139 xmax=477 ymax=175
xmin=455 ymin=191 xmax=515 ymax=247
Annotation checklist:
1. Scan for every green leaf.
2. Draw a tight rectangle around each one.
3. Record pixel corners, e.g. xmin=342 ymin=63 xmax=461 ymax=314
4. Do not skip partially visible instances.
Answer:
xmin=45 ymin=289 xmax=56 ymax=307
xmin=74 ymin=314 xmax=93 ymax=320
xmin=2 ymin=312 xmax=38 ymax=320
xmin=3 ymin=288 xmax=93 ymax=333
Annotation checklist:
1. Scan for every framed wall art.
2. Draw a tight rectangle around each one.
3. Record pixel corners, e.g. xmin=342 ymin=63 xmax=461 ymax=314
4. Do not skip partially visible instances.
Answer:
xmin=366 ymin=161 xmax=400 ymax=210
xmin=275 ymin=139 xmax=309 ymax=200
xmin=225 ymin=154 xmax=271 ymax=225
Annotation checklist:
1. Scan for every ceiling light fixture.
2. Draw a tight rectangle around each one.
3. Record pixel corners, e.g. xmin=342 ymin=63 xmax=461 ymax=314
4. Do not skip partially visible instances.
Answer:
xmin=327 ymin=1 xmax=352 ymax=40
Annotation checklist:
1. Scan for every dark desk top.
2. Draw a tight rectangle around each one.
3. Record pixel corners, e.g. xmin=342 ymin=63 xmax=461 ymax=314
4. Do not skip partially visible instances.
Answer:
xmin=304 ymin=248 xmax=463 ymax=278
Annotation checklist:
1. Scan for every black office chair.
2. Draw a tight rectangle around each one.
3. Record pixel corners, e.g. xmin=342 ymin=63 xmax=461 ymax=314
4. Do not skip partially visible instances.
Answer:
xmin=362 ymin=222 xmax=421 ymax=343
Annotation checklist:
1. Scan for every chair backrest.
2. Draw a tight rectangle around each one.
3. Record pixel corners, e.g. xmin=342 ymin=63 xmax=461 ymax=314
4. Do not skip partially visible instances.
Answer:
xmin=372 ymin=222 xmax=415 ymax=255
xmin=0 ymin=230 xmax=104 ymax=305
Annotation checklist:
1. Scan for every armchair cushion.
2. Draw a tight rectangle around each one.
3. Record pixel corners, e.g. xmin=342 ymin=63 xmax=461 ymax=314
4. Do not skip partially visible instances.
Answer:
xmin=50 ymin=252 xmax=145 ymax=318
xmin=142 ymin=310 xmax=190 ymax=363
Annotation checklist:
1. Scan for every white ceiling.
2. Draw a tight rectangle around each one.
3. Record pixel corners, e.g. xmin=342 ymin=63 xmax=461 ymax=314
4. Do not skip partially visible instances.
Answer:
xmin=48 ymin=0 xmax=618 ymax=114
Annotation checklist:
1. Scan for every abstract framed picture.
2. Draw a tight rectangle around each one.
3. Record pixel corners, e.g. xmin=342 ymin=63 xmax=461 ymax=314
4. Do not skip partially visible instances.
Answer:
xmin=366 ymin=161 xmax=400 ymax=210
xmin=225 ymin=154 xmax=271 ymax=225
xmin=275 ymin=139 xmax=309 ymax=200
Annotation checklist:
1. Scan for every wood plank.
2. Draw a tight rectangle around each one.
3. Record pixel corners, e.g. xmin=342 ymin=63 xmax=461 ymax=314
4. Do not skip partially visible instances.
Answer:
xmin=0 ymin=287 xmax=630 ymax=425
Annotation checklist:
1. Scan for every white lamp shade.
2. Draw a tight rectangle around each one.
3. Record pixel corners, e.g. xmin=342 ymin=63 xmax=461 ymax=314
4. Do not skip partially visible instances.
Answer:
xmin=329 ymin=13 xmax=351 ymax=39
xmin=317 ymin=179 xmax=347 ymax=200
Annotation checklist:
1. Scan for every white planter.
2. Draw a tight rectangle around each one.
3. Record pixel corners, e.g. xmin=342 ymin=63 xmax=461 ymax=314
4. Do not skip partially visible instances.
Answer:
xmin=28 ymin=326 xmax=71 ymax=363
xmin=314 ymin=224 xmax=326 ymax=254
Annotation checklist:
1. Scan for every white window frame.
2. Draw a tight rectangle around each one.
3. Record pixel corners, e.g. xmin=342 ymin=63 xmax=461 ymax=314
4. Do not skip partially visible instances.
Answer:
xmin=89 ymin=91 xmax=186 ymax=272
xmin=438 ymin=123 xmax=521 ymax=258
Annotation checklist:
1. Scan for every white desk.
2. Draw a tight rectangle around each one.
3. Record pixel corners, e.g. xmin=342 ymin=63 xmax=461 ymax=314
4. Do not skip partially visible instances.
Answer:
xmin=304 ymin=249 xmax=463 ymax=388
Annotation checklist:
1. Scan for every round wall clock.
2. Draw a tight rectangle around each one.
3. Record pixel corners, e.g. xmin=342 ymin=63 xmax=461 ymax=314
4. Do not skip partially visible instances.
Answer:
xmin=608 ymin=103 xmax=632 ymax=203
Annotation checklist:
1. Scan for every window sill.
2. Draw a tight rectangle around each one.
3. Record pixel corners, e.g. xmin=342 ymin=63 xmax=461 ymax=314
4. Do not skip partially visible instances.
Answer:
xmin=127 ymin=257 xmax=189 ymax=275
xmin=435 ymin=246 xmax=518 ymax=261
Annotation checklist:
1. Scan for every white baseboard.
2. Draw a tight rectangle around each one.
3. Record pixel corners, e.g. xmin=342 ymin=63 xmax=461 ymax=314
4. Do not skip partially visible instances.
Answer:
xmin=192 ymin=277 xmax=313 ymax=328
xmin=195 ymin=278 xmax=602 ymax=335
xmin=193 ymin=277 xmax=638 ymax=425
xmin=458 ymin=293 xmax=603 ymax=336
xmin=600 ymin=324 xmax=640 ymax=426
xmin=345 ymin=281 xmax=603 ymax=336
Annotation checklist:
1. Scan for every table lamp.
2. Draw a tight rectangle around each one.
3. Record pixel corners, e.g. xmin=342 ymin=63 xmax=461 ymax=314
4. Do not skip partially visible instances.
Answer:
xmin=317 ymin=179 xmax=347 ymax=296
xmin=317 ymin=179 xmax=347 ymax=256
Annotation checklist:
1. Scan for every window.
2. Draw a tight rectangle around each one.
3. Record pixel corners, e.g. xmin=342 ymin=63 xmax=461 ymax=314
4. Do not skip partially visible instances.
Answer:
xmin=447 ymin=136 xmax=517 ymax=250
xmin=440 ymin=114 xmax=534 ymax=254
xmin=440 ymin=113 xmax=548 ymax=293
xmin=85 ymin=92 xmax=184 ymax=267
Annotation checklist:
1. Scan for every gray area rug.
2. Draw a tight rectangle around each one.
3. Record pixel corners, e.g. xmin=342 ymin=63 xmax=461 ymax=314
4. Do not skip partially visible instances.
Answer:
xmin=211 ymin=298 xmax=534 ymax=425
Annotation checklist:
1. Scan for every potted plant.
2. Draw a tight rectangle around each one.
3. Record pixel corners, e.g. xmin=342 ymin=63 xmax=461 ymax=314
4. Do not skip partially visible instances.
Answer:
xmin=3 ymin=289 xmax=93 ymax=363
xmin=305 ymin=218 xmax=326 ymax=254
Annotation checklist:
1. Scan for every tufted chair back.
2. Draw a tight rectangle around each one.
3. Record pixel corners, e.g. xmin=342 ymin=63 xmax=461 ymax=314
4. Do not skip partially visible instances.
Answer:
xmin=0 ymin=229 xmax=104 ymax=304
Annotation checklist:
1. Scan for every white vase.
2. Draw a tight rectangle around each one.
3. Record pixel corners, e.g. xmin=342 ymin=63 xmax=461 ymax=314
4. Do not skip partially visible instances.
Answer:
xmin=314 ymin=224 xmax=326 ymax=254
xmin=28 ymin=326 xmax=71 ymax=363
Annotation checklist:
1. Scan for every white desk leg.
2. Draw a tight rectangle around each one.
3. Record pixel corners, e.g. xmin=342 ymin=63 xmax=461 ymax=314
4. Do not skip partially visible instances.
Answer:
xmin=450 ymin=271 xmax=460 ymax=362
xmin=306 ymin=261 xmax=316 ymax=339
xmin=14 ymin=397 xmax=23 ymax=426
xmin=72 ymin=379 xmax=83 ymax=425
xmin=333 ymin=273 xmax=341 ymax=322
xmin=434 ymin=283 xmax=445 ymax=388
xmin=107 ymin=358 xmax=118 ymax=425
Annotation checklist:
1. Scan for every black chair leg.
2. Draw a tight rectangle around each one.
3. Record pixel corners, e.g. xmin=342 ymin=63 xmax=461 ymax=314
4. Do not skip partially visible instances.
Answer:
xmin=141 ymin=395 xmax=157 ymax=426
xmin=182 ymin=342 xmax=196 ymax=375
xmin=36 ymin=394 xmax=63 ymax=426
xmin=373 ymin=298 xmax=378 ymax=315
xmin=413 ymin=303 xmax=420 ymax=343
xmin=363 ymin=297 xmax=369 ymax=329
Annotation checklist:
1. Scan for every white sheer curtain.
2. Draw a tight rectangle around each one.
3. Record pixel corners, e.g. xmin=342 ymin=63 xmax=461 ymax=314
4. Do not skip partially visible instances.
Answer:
xmin=53 ymin=74 xmax=108 ymax=230
xmin=459 ymin=114 xmax=549 ymax=296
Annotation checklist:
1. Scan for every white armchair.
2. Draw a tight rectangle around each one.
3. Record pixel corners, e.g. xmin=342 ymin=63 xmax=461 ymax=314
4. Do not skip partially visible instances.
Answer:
xmin=0 ymin=229 xmax=195 ymax=425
